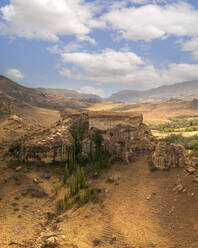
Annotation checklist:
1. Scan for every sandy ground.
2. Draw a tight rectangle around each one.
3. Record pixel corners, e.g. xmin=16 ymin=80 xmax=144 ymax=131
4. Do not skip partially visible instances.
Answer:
xmin=0 ymin=157 xmax=198 ymax=248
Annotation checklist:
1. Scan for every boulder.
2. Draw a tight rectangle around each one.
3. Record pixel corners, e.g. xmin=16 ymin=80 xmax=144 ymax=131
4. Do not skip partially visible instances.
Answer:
xmin=149 ymin=142 xmax=189 ymax=170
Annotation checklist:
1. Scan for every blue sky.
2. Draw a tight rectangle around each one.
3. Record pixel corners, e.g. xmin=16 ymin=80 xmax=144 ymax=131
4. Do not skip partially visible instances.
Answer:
xmin=1 ymin=0 xmax=198 ymax=97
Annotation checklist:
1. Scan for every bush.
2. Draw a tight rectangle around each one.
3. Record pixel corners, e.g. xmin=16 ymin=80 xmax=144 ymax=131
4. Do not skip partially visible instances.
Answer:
xmin=57 ymin=199 xmax=66 ymax=210
xmin=63 ymin=163 xmax=69 ymax=184
xmin=69 ymin=168 xmax=87 ymax=196
xmin=79 ymin=189 xmax=88 ymax=205
xmin=69 ymin=175 xmax=78 ymax=196
xmin=67 ymin=198 xmax=74 ymax=209
xmin=77 ymin=167 xmax=86 ymax=189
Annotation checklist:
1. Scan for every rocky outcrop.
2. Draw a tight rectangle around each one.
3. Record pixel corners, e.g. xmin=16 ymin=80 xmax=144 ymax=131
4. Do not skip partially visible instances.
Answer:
xmin=83 ymin=111 xmax=154 ymax=162
xmin=7 ymin=109 xmax=154 ymax=163
xmin=7 ymin=109 xmax=90 ymax=163
xmin=6 ymin=109 xmax=190 ymax=169
xmin=84 ymin=111 xmax=154 ymax=162
xmin=100 ymin=123 xmax=154 ymax=162
xmin=149 ymin=142 xmax=189 ymax=170
xmin=88 ymin=111 xmax=143 ymax=130
xmin=8 ymin=124 xmax=72 ymax=163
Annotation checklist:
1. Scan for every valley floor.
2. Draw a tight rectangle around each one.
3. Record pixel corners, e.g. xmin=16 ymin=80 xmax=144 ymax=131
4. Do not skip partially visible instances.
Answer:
xmin=0 ymin=157 xmax=198 ymax=248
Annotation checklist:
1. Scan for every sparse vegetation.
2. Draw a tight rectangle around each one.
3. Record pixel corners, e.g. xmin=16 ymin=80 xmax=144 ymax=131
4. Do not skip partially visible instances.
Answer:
xmin=150 ymin=116 xmax=198 ymax=134
xmin=111 ymin=104 xmax=141 ymax=111
xmin=90 ymin=132 xmax=109 ymax=170
xmin=63 ymin=163 xmax=69 ymax=184
xmin=165 ymin=134 xmax=198 ymax=155
xmin=58 ymin=125 xmax=109 ymax=211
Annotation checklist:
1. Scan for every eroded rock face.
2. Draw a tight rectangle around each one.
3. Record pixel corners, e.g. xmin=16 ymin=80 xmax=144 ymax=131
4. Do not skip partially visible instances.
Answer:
xmin=103 ymin=123 xmax=154 ymax=162
xmin=85 ymin=111 xmax=154 ymax=162
xmin=88 ymin=111 xmax=143 ymax=130
xmin=7 ymin=110 xmax=153 ymax=163
xmin=8 ymin=109 xmax=90 ymax=163
xmin=8 ymin=124 xmax=72 ymax=163
xmin=149 ymin=142 xmax=189 ymax=170
xmin=6 ymin=109 xmax=190 ymax=169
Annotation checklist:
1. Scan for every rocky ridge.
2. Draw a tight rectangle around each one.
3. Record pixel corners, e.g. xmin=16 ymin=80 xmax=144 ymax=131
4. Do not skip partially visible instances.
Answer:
xmin=6 ymin=109 xmax=190 ymax=170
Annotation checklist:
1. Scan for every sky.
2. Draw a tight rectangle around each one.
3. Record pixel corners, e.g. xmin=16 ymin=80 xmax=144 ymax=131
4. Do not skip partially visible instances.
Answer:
xmin=1 ymin=0 xmax=198 ymax=97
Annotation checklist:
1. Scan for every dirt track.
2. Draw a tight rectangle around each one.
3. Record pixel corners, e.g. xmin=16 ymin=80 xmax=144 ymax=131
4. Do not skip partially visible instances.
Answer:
xmin=0 ymin=158 xmax=198 ymax=248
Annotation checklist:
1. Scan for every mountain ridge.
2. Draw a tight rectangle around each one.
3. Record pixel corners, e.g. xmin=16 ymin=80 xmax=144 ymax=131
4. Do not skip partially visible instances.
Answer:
xmin=109 ymin=80 xmax=198 ymax=102
xmin=0 ymin=75 xmax=101 ymax=118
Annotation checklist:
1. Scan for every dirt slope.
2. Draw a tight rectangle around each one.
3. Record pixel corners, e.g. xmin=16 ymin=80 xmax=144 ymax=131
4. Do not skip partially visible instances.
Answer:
xmin=0 ymin=157 xmax=198 ymax=248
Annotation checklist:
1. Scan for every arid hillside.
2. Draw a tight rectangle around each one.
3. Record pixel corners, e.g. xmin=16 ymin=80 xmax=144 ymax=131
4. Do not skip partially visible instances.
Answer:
xmin=0 ymin=76 xmax=102 ymax=149
xmin=0 ymin=77 xmax=198 ymax=248
xmin=0 ymin=75 xmax=97 ymax=118
xmin=0 ymin=108 xmax=198 ymax=248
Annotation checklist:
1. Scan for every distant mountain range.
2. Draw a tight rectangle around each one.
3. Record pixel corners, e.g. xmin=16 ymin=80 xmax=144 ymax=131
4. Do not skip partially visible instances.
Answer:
xmin=1 ymin=75 xmax=198 ymax=114
xmin=108 ymin=80 xmax=198 ymax=102
xmin=40 ymin=88 xmax=101 ymax=100
xmin=0 ymin=75 xmax=101 ymax=118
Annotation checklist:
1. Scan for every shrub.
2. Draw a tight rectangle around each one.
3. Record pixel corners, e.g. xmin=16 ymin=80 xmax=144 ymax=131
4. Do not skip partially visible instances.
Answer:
xmin=63 ymin=163 xmax=69 ymax=185
xmin=77 ymin=167 xmax=86 ymax=189
xmin=79 ymin=189 xmax=88 ymax=205
xmin=67 ymin=198 xmax=74 ymax=209
xmin=57 ymin=199 xmax=66 ymax=210
xmin=69 ymin=175 xmax=78 ymax=196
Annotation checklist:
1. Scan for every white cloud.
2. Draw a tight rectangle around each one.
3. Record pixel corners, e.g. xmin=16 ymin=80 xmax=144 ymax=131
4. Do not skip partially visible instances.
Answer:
xmin=64 ymin=42 xmax=83 ymax=52
xmin=129 ymin=0 xmax=172 ymax=4
xmin=129 ymin=0 xmax=151 ymax=4
xmin=58 ymin=48 xmax=198 ymax=88
xmin=5 ymin=68 xmax=24 ymax=81
xmin=102 ymin=2 xmax=198 ymax=42
xmin=1 ymin=1 xmax=198 ymax=46
xmin=77 ymin=35 xmax=96 ymax=45
xmin=60 ymin=49 xmax=144 ymax=84
xmin=79 ymin=86 xmax=104 ymax=97
xmin=47 ymin=41 xmax=84 ymax=55
xmin=0 ymin=0 xmax=100 ymax=42
xmin=47 ymin=45 xmax=61 ymax=54
xmin=181 ymin=38 xmax=198 ymax=60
